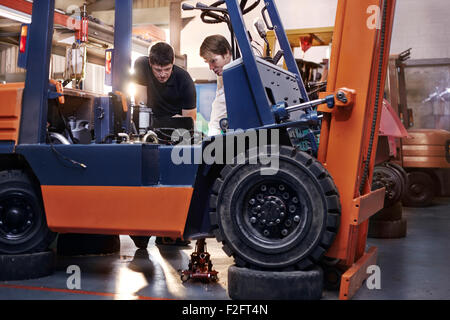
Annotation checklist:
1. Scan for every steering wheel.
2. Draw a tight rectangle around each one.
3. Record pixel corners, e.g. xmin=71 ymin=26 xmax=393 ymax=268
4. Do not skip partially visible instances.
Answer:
xmin=200 ymin=0 xmax=261 ymax=24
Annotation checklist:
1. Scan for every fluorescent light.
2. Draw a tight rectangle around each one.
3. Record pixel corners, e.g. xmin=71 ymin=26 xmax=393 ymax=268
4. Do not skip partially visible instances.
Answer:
xmin=0 ymin=5 xmax=31 ymax=24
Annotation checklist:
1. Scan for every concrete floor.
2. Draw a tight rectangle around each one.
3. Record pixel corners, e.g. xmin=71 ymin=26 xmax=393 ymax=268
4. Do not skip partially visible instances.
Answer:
xmin=0 ymin=198 xmax=449 ymax=300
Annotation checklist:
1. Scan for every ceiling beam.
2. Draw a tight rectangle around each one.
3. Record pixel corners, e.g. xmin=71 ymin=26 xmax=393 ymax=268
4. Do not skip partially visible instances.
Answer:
xmin=0 ymin=0 xmax=81 ymax=29
xmin=0 ymin=18 xmax=21 ymax=28
xmin=87 ymin=0 xmax=115 ymax=13
xmin=91 ymin=7 xmax=170 ymax=27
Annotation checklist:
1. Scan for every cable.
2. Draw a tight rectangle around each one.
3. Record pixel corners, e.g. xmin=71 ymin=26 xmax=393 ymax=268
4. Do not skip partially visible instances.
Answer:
xmin=252 ymin=44 xmax=263 ymax=56
xmin=47 ymin=132 xmax=87 ymax=169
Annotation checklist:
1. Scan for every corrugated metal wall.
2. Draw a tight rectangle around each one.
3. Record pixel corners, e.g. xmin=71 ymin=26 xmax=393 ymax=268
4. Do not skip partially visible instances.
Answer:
xmin=0 ymin=46 xmax=26 ymax=76
xmin=0 ymin=45 xmax=105 ymax=93
xmin=51 ymin=54 xmax=66 ymax=76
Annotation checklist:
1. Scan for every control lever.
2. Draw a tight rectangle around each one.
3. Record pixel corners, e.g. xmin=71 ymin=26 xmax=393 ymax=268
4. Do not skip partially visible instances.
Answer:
xmin=272 ymin=50 xmax=284 ymax=65
xmin=182 ymin=3 xmax=195 ymax=10
xmin=193 ymin=2 xmax=228 ymax=13
xmin=182 ymin=2 xmax=227 ymax=13
xmin=254 ymin=18 xmax=267 ymax=39
xmin=196 ymin=2 xmax=208 ymax=8
xmin=254 ymin=18 xmax=270 ymax=57
xmin=271 ymin=95 xmax=335 ymax=122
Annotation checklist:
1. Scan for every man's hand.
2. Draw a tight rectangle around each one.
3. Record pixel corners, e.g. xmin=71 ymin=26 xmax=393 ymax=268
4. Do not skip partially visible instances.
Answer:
xmin=181 ymin=109 xmax=197 ymax=122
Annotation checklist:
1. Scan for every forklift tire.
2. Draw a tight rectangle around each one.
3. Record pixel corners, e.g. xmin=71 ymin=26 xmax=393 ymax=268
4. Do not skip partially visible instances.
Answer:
xmin=402 ymin=171 xmax=434 ymax=207
xmin=368 ymin=218 xmax=407 ymax=239
xmin=228 ymin=265 xmax=323 ymax=300
xmin=0 ymin=250 xmax=55 ymax=281
xmin=370 ymin=201 xmax=403 ymax=221
xmin=210 ymin=146 xmax=341 ymax=271
xmin=0 ymin=170 xmax=56 ymax=254
xmin=322 ymin=264 xmax=344 ymax=291
xmin=57 ymin=234 xmax=120 ymax=256
xmin=130 ymin=236 xmax=150 ymax=249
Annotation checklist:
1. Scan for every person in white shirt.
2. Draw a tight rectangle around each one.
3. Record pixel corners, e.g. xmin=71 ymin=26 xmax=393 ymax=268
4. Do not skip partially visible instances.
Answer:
xmin=200 ymin=35 xmax=232 ymax=136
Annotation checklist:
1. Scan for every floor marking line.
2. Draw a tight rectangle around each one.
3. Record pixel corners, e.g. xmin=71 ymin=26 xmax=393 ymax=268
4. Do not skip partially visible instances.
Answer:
xmin=0 ymin=283 xmax=171 ymax=300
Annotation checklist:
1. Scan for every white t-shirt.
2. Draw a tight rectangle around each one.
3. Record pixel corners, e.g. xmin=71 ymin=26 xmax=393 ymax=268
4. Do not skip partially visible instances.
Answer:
xmin=208 ymin=76 xmax=228 ymax=136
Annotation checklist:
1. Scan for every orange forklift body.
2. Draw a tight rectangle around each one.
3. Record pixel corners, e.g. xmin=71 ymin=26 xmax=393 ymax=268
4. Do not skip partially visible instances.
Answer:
xmin=401 ymin=129 xmax=450 ymax=169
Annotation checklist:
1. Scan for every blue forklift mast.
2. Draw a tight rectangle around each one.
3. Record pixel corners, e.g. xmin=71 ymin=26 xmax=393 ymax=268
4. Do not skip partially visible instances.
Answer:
xmin=18 ymin=0 xmax=55 ymax=144
xmin=223 ymin=0 xmax=311 ymax=130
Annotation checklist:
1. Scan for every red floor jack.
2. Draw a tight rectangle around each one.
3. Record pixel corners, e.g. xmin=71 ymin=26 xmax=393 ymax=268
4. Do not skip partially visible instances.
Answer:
xmin=181 ymin=239 xmax=218 ymax=282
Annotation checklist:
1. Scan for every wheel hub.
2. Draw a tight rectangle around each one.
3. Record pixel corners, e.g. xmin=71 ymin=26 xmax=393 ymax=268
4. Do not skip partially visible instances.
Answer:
xmin=372 ymin=165 xmax=403 ymax=206
xmin=260 ymin=197 xmax=284 ymax=223
xmin=0 ymin=196 xmax=34 ymax=238
xmin=5 ymin=207 xmax=26 ymax=229
xmin=410 ymin=183 xmax=423 ymax=194
xmin=246 ymin=183 xmax=303 ymax=240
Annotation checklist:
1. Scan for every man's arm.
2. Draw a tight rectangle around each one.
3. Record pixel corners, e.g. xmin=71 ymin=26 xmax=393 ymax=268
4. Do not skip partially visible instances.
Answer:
xmin=182 ymin=108 xmax=197 ymax=122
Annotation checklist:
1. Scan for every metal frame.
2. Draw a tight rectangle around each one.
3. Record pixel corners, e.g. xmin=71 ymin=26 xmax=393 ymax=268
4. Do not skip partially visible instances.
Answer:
xmin=0 ymin=0 xmax=80 ymax=30
xmin=262 ymin=0 xmax=309 ymax=102
xmin=225 ymin=0 xmax=274 ymax=126
xmin=18 ymin=0 xmax=55 ymax=144
xmin=112 ymin=0 xmax=132 ymax=94
xmin=316 ymin=0 xmax=397 ymax=299
xmin=223 ymin=0 xmax=311 ymax=128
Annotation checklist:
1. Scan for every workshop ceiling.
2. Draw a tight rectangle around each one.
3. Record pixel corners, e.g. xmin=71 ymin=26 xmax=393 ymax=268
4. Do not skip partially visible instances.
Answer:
xmin=54 ymin=0 xmax=173 ymax=27
xmin=55 ymin=0 xmax=172 ymax=17
xmin=0 ymin=0 xmax=175 ymax=65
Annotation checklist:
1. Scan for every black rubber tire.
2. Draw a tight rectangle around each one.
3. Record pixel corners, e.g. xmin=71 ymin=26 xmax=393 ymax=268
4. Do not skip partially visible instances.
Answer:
xmin=370 ymin=201 xmax=403 ymax=221
xmin=57 ymin=234 xmax=120 ymax=256
xmin=402 ymin=171 xmax=434 ymax=207
xmin=0 ymin=170 xmax=56 ymax=254
xmin=0 ymin=250 xmax=55 ymax=281
xmin=322 ymin=265 xmax=344 ymax=291
xmin=387 ymin=162 xmax=408 ymax=187
xmin=385 ymin=162 xmax=408 ymax=206
xmin=210 ymin=146 xmax=341 ymax=271
xmin=228 ymin=265 xmax=323 ymax=300
xmin=130 ymin=236 xmax=150 ymax=249
xmin=368 ymin=218 xmax=407 ymax=239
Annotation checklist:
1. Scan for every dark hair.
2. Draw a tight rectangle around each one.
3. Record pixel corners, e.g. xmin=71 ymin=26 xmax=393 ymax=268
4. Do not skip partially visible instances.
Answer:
xmin=149 ymin=42 xmax=174 ymax=66
xmin=200 ymin=35 xmax=231 ymax=58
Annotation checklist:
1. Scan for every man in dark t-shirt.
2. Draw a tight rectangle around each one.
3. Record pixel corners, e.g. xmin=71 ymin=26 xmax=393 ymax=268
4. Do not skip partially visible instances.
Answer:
xmin=131 ymin=43 xmax=195 ymax=248
xmin=133 ymin=42 xmax=197 ymax=122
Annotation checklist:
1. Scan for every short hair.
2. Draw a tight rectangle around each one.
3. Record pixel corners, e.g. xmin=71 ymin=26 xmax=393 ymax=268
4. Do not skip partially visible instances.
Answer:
xmin=200 ymin=35 xmax=232 ymax=58
xmin=149 ymin=42 xmax=175 ymax=66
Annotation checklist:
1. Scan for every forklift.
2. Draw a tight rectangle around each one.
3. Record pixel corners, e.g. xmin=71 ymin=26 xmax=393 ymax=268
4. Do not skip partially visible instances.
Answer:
xmin=0 ymin=0 xmax=396 ymax=300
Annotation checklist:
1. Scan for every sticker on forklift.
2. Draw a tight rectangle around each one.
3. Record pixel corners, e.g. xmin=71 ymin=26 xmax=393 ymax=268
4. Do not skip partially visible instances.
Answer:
xmin=181 ymin=304 xmax=269 ymax=317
